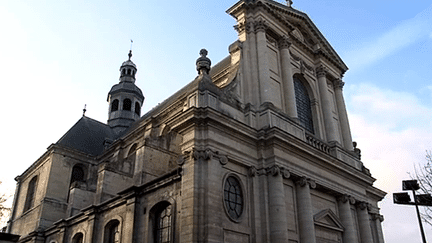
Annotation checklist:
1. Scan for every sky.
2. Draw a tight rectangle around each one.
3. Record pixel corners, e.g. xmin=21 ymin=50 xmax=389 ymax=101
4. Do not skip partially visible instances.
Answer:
xmin=0 ymin=0 xmax=432 ymax=242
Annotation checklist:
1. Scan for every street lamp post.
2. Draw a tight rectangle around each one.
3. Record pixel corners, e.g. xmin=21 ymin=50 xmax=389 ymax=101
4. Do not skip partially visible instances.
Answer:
xmin=393 ymin=180 xmax=431 ymax=243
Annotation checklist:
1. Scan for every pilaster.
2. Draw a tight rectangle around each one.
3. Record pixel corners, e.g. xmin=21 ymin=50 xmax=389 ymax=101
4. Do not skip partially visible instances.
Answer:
xmin=266 ymin=165 xmax=290 ymax=242
xmin=255 ymin=19 xmax=272 ymax=107
xmin=356 ymin=202 xmax=374 ymax=243
xmin=333 ymin=79 xmax=354 ymax=150
xmin=295 ymin=177 xmax=317 ymax=243
xmin=316 ymin=65 xmax=338 ymax=143
xmin=337 ymin=195 xmax=358 ymax=243
xmin=279 ymin=36 xmax=298 ymax=119
xmin=372 ymin=214 xmax=385 ymax=243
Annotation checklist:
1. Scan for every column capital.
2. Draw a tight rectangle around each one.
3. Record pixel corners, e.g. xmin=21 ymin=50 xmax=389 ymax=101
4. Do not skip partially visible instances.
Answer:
xmin=254 ymin=19 xmax=268 ymax=33
xmin=245 ymin=21 xmax=255 ymax=33
xmin=249 ymin=165 xmax=290 ymax=179
xmin=333 ymin=78 xmax=345 ymax=90
xmin=234 ymin=22 xmax=245 ymax=34
xmin=372 ymin=213 xmax=385 ymax=222
xmin=338 ymin=194 xmax=356 ymax=204
xmin=356 ymin=201 xmax=371 ymax=211
xmin=178 ymin=148 xmax=228 ymax=165
xmin=316 ymin=65 xmax=328 ymax=78
xmin=295 ymin=176 xmax=316 ymax=189
xmin=278 ymin=35 xmax=292 ymax=49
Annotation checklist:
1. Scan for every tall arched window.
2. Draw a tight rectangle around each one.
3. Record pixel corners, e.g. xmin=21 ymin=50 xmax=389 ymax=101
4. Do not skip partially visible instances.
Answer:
xmin=104 ymin=220 xmax=120 ymax=243
xmin=294 ymin=77 xmax=314 ymax=134
xmin=24 ymin=176 xmax=38 ymax=212
xmin=72 ymin=233 xmax=84 ymax=243
xmin=152 ymin=202 xmax=172 ymax=243
xmin=135 ymin=102 xmax=141 ymax=116
xmin=123 ymin=99 xmax=132 ymax=111
xmin=71 ymin=165 xmax=85 ymax=184
xmin=111 ymin=99 xmax=119 ymax=112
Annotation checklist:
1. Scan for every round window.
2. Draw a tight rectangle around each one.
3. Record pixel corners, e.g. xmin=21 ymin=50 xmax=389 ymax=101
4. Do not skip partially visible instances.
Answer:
xmin=223 ymin=176 xmax=244 ymax=221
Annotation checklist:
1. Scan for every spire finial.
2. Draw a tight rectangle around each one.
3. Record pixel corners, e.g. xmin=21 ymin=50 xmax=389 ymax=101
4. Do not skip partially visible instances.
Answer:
xmin=83 ymin=104 xmax=87 ymax=116
xmin=196 ymin=49 xmax=211 ymax=75
xmin=128 ymin=40 xmax=133 ymax=60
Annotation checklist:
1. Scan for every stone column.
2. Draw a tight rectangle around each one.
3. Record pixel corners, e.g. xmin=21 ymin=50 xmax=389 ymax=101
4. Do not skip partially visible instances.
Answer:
xmin=372 ymin=214 xmax=385 ymax=243
xmin=296 ymin=177 xmax=316 ymax=243
xmin=279 ymin=36 xmax=298 ymax=119
xmin=248 ymin=21 xmax=260 ymax=108
xmin=86 ymin=214 xmax=96 ymax=243
xmin=333 ymin=79 xmax=354 ymax=150
xmin=267 ymin=166 xmax=290 ymax=242
xmin=255 ymin=19 xmax=271 ymax=106
xmin=357 ymin=202 xmax=374 ymax=243
xmin=337 ymin=195 xmax=358 ymax=243
xmin=178 ymin=149 xmax=201 ymax=242
xmin=123 ymin=197 xmax=137 ymax=243
xmin=236 ymin=22 xmax=253 ymax=106
xmin=316 ymin=65 xmax=338 ymax=143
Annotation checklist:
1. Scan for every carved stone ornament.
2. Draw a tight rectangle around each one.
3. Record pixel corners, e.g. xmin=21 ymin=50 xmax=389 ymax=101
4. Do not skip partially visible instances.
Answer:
xmin=245 ymin=22 xmax=254 ymax=33
xmin=296 ymin=176 xmax=316 ymax=189
xmin=333 ymin=78 xmax=345 ymax=90
xmin=278 ymin=35 xmax=291 ymax=49
xmin=280 ymin=168 xmax=291 ymax=179
xmin=254 ymin=19 xmax=268 ymax=33
xmin=234 ymin=22 xmax=245 ymax=34
xmin=266 ymin=165 xmax=281 ymax=176
xmin=182 ymin=148 xmax=228 ymax=165
xmin=316 ymin=65 xmax=327 ymax=78
xmin=176 ymin=154 xmax=186 ymax=166
xmin=357 ymin=202 xmax=370 ymax=211
xmin=196 ymin=49 xmax=211 ymax=75
xmin=338 ymin=194 xmax=356 ymax=205
xmin=372 ymin=214 xmax=385 ymax=222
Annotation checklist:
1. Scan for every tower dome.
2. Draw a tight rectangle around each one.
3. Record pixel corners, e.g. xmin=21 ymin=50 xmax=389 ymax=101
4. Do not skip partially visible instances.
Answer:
xmin=107 ymin=51 xmax=144 ymax=133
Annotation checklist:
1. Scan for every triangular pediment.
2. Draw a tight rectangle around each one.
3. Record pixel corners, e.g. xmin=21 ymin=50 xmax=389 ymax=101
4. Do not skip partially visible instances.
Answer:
xmin=314 ymin=209 xmax=344 ymax=232
xmin=227 ymin=0 xmax=348 ymax=72
xmin=264 ymin=0 xmax=347 ymax=71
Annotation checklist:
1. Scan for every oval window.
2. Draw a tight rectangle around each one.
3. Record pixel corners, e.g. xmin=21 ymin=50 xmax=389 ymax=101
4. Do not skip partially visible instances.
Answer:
xmin=223 ymin=175 xmax=244 ymax=221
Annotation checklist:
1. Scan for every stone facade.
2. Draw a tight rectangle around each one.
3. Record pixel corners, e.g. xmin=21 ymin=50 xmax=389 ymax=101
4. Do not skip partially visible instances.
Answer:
xmin=7 ymin=1 xmax=386 ymax=242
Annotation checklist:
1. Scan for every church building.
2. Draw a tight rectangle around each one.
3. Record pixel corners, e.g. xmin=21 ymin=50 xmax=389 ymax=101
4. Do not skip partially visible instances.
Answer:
xmin=6 ymin=0 xmax=386 ymax=242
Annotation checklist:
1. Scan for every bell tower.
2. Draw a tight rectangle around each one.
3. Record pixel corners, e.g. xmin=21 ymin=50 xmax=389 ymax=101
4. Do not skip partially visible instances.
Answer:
xmin=107 ymin=50 xmax=144 ymax=133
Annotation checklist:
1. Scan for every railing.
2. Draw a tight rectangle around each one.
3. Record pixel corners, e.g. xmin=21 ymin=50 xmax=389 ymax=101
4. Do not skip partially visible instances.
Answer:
xmin=305 ymin=133 xmax=330 ymax=154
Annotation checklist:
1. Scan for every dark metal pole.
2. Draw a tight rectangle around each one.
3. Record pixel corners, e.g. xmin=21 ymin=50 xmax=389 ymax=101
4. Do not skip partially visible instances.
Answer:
xmin=413 ymin=190 xmax=428 ymax=243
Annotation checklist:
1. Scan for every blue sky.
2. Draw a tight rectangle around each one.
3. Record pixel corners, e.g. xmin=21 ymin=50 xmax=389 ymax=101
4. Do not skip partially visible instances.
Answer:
xmin=1 ymin=0 xmax=432 ymax=242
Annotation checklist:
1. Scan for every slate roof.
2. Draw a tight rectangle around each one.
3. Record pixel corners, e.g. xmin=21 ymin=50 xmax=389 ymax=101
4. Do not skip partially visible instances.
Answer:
xmin=56 ymin=116 xmax=117 ymax=156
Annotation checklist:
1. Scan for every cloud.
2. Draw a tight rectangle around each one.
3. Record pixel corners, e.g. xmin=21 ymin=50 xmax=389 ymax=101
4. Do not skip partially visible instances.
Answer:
xmin=344 ymin=4 xmax=432 ymax=71
xmin=346 ymin=83 xmax=432 ymax=242
xmin=346 ymin=83 xmax=432 ymax=241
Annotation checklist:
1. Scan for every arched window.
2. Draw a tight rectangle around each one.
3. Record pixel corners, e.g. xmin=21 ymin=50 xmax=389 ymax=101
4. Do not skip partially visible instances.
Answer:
xmin=111 ymin=99 xmax=119 ymax=112
xmin=104 ymin=220 xmax=120 ymax=243
xmin=294 ymin=77 xmax=314 ymax=134
xmin=135 ymin=102 xmax=141 ymax=116
xmin=127 ymin=69 xmax=131 ymax=75
xmin=123 ymin=99 xmax=132 ymax=111
xmin=71 ymin=165 xmax=85 ymax=184
xmin=24 ymin=176 xmax=38 ymax=212
xmin=128 ymin=144 xmax=138 ymax=156
xmin=152 ymin=202 xmax=172 ymax=243
xmin=72 ymin=233 xmax=84 ymax=243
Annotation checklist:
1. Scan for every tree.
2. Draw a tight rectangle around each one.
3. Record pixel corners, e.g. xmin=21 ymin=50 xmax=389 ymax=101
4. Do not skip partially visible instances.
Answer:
xmin=412 ymin=151 xmax=432 ymax=225
xmin=0 ymin=181 xmax=11 ymax=231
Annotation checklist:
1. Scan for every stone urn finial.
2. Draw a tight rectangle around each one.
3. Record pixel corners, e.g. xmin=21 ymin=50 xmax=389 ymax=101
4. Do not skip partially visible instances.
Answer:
xmin=196 ymin=49 xmax=211 ymax=75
